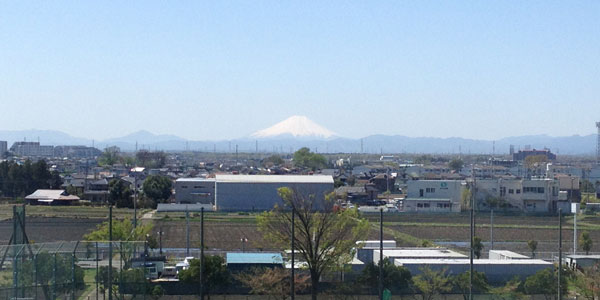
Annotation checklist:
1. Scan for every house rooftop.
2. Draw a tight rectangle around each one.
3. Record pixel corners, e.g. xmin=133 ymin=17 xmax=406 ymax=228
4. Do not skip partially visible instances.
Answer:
xmin=226 ymin=252 xmax=284 ymax=264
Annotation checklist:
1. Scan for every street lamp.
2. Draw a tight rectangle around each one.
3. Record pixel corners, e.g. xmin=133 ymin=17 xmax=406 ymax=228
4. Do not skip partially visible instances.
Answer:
xmin=240 ymin=237 xmax=248 ymax=252
xmin=157 ymin=228 xmax=164 ymax=255
xmin=144 ymin=234 xmax=150 ymax=257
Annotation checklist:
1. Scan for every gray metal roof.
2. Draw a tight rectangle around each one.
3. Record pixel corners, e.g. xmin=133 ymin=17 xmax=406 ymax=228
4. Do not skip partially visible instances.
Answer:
xmin=216 ymin=174 xmax=333 ymax=184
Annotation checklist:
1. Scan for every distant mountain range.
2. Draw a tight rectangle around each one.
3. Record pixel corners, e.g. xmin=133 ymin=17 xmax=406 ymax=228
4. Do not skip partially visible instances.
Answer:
xmin=1 ymin=117 xmax=597 ymax=155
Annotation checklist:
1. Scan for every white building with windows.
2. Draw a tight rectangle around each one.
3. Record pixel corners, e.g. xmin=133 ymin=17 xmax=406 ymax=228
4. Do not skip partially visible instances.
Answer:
xmin=475 ymin=178 xmax=568 ymax=213
xmin=402 ymin=180 xmax=465 ymax=212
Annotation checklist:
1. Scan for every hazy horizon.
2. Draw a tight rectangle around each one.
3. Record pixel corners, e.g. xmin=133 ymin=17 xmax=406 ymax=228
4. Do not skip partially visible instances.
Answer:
xmin=1 ymin=2 xmax=599 ymax=141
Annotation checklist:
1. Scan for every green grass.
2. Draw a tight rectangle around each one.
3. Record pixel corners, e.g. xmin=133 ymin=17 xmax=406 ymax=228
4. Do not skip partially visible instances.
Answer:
xmin=78 ymin=268 xmax=98 ymax=300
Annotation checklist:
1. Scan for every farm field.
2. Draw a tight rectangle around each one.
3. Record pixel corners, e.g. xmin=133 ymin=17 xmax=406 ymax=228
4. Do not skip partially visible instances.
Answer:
xmin=153 ymin=213 xmax=395 ymax=251
xmin=0 ymin=204 xmax=143 ymax=221
xmin=0 ymin=204 xmax=145 ymax=245
xmin=362 ymin=212 xmax=600 ymax=256
xmin=0 ymin=217 xmax=103 ymax=244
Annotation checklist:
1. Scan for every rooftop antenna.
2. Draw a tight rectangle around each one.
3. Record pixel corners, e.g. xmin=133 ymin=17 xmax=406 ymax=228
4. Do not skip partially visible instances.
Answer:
xmin=492 ymin=141 xmax=495 ymax=156
xmin=255 ymin=140 xmax=258 ymax=153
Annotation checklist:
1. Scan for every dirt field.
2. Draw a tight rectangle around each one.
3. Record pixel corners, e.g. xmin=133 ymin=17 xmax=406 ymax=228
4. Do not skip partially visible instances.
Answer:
xmin=154 ymin=218 xmax=395 ymax=251
xmin=0 ymin=217 xmax=103 ymax=244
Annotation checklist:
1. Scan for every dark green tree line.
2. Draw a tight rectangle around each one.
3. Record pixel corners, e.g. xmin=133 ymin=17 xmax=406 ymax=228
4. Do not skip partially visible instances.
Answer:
xmin=0 ymin=160 xmax=62 ymax=198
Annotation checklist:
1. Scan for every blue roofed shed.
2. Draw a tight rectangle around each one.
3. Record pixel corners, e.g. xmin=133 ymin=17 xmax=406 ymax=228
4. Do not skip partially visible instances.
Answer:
xmin=226 ymin=252 xmax=284 ymax=272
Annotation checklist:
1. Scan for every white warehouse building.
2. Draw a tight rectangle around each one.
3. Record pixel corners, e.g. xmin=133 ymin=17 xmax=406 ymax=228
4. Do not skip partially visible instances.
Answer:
xmin=175 ymin=175 xmax=334 ymax=211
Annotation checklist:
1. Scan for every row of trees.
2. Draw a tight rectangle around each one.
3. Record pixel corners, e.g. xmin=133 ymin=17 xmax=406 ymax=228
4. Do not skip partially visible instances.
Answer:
xmin=98 ymin=149 xmax=166 ymax=169
xmin=0 ymin=160 xmax=62 ymax=198
xmin=107 ymin=175 xmax=173 ymax=208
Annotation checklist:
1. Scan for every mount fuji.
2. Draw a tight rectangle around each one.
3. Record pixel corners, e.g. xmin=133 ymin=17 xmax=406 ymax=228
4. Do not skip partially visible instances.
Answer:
xmin=251 ymin=116 xmax=338 ymax=140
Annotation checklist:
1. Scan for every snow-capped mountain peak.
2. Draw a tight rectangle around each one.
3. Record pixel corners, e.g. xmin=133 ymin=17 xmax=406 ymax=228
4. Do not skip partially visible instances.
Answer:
xmin=251 ymin=116 xmax=337 ymax=139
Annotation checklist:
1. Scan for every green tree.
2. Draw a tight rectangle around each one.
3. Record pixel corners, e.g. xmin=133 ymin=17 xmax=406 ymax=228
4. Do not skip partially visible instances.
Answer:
xmin=448 ymin=159 xmax=464 ymax=172
xmin=142 ymin=175 xmax=173 ymax=207
xmin=96 ymin=266 xmax=118 ymax=298
xmin=412 ymin=267 xmax=453 ymax=300
xmin=523 ymin=268 xmax=567 ymax=299
xmin=581 ymin=231 xmax=593 ymax=255
xmin=262 ymin=155 xmax=284 ymax=167
xmin=136 ymin=150 xmax=167 ymax=169
xmin=452 ymin=271 xmax=489 ymax=300
xmin=179 ymin=255 xmax=231 ymax=297
xmin=571 ymin=263 xmax=600 ymax=300
xmin=109 ymin=179 xmax=133 ymax=208
xmin=99 ymin=148 xmax=121 ymax=166
xmin=84 ymin=218 xmax=154 ymax=269
xmin=18 ymin=252 xmax=85 ymax=300
xmin=258 ymin=187 xmax=369 ymax=300
xmin=473 ymin=236 xmax=483 ymax=259
xmin=528 ymin=240 xmax=538 ymax=258
xmin=151 ymin=285 xmax=164 ymax=300
xmin=84 ymin=218 xmax=153 ymax=242
xmin=293 ymin=147 xmax=327 ymax=171
xmin=524 ymin=268 xmax=566 ymax=300
xmin=359 ymin=258 xmax=412 ymax=292
xmin=491 ymin=277 xmax=526 ymax=300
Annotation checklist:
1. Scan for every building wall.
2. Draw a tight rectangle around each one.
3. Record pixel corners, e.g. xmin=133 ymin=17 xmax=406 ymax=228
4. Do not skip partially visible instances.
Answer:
xmin=0 ymin=141 xmax=7 ymax=158
xmin=404 ymin=180 xmax=465 ymax=212
xmin=175 ymin=179 xmax=215 ymax=204
xmin=476 ymin=179 xmax=562 ymax=213
xmin=216 ymin=182 xmax=333 ymax=211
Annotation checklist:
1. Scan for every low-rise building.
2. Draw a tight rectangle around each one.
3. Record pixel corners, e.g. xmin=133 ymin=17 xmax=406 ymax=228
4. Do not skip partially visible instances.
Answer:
xmin=25 ymin=189 xmax=80 ymax=205
xmin=394 ymin=258 xmax=552 ymax=283
xmin=402 ymin=180 xmax=465 ymax=212
xmin=475 ymin=178 xmax=568 ymax=213
xmin=175 ymin=175 xmax=334 ymax=211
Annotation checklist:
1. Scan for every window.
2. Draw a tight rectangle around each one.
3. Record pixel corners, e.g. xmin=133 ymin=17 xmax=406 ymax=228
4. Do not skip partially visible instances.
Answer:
xmin=181 ymin=185 xmax=188 ymax=189
xmin=423 ymin=203 xmax=430 ymax=208
xmin=193 ymin=186 xmax=204 ymax=189
xmin=426 ymin=188 xmax=436 ymax=193
xmin=500 ymin=187 xmax=506 ymax=197
xmin=509 ymin=189 xmax=514 ymax=194
xmin=516 ymin=189 xmax=521 ymax=194
xmin=417 ymin=203 xmax=423 ymax=208
xmin=537 ymin=187 xmax=544 ymax=194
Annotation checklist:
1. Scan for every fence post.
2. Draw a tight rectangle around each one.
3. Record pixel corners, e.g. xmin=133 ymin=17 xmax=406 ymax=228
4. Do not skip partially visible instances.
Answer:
xmin=34 ymin=254 xmax=38 ymax=300
xmin=53 ymin=252 xmax=57 ymax=300
xmin=72 ymin=253 xmax=76 ymax=300
xmin=96 ymin=242 xmax=99 ymax=300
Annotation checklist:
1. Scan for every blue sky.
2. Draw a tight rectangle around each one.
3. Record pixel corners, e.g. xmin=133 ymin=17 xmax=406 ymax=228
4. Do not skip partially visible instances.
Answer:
xmin=1 ymin=1 xmax=598 ymax=141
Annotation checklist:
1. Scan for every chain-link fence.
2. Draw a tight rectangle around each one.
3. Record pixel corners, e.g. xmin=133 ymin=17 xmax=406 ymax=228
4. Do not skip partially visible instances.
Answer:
xmin=0 ymin=241 xmax=153 ymax=300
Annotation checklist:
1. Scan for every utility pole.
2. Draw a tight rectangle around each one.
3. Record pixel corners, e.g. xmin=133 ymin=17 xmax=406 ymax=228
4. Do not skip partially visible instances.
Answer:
xmin=469 ymin=174 xmax=475 ymax=300
xmin=158 ymin=227 xmax=163 ymax=255
xmin=291 ymin=207 xmax=295 ymax=300
xmin=200 ymin=207 xmax=205 ymax=300
xmin=490 ymin=210 xmax=494 ymax=250
xmin=185 ymin=205 xmax=190 ymax=257
xmin=108 ymin=205 xmax=113 ymax=300
xmin=571 ymin=177 xmax=577 ymax=254
xmin=558 ymin=209 xmax=562 ymax=300
xmin=379 ymin=208 xmax=384 ymax=300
